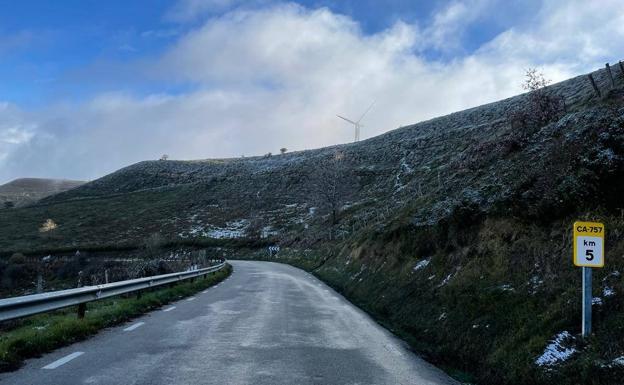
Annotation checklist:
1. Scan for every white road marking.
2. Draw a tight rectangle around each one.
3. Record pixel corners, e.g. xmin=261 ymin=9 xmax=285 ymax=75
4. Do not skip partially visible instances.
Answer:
xmin=123 ymin=322 xmax=145 ymax=332
xmin=163 ymin=306 xmax=176 ymax=312
xmin=187 ymin=297 xmax=196 ymax=301
xmin=42 ymin=352 xmax=84 ymax=369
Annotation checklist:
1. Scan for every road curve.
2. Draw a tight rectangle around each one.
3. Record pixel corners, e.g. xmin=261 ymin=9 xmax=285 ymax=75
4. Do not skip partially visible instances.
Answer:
xmin=0 ymin=260 xmax=458 ymax=385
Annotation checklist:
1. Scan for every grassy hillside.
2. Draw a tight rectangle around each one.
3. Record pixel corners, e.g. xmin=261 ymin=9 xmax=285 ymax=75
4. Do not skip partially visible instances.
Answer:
xmin=1 ymin=62 xmax=624 ymax=384
xmin=0 ymin=178 xmax=85 ymax=208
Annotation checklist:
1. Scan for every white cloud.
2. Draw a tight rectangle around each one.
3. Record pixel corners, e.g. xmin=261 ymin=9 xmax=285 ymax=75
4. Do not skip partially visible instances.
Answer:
xmin=2 ymin=0 xmax=624 ymax=183
xmin=424 ymin=0 xmax=492 ymax=52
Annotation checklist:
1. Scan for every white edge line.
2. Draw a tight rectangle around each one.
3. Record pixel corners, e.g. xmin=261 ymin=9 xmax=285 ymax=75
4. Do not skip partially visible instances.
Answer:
xmin=163 ymin=306 xmax=176 ymax=312
xmin=42 ymin=352 xmax=84 ymax=369
xmin=123 ymin=322 xmax=145 ymax=332
xmin=187 ymin=297 xmax=196 ymax=301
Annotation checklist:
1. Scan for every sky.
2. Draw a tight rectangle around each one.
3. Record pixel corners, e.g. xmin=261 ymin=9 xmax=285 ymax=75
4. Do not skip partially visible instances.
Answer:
xmin=0 ymin=0 xmax=623 ymax=183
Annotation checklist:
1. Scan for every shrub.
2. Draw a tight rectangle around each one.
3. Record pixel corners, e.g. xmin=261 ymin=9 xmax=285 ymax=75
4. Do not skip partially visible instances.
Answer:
xmin=8 ymin=253 xmax=26 ymax=265
xmin=507 ymin=69 xmax=566 ymax=139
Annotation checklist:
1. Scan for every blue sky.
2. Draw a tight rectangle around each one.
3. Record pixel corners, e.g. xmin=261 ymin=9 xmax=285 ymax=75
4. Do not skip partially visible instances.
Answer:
xmin=0 ymin=0 xmax=622 ymax=182
xmin=0 ymin=0 xmax=537 ymax=106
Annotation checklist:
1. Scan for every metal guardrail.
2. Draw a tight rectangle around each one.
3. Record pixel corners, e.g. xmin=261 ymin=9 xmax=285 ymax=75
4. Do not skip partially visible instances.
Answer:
xmin=0 ymin=261 xmax=227 ymax=322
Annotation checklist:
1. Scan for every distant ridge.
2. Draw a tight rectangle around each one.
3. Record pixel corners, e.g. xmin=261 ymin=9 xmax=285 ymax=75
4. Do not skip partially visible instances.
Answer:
xmin=0 ymin=178 xmax=86 ymax=207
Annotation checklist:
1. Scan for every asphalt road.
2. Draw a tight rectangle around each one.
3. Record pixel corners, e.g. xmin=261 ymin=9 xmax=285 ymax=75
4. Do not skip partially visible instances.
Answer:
xmin=0 ymin=260 xmax=458 ymax=385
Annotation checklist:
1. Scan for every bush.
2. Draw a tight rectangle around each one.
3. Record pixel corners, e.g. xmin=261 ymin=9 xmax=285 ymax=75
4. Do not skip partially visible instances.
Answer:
xmin=8 ymin=253 xmax=25 ymax=265
xmin=507 ymin=69 xmax=565 ymax=138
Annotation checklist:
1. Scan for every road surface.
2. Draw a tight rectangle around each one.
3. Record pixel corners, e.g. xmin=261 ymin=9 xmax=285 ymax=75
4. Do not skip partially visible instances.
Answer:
xmin=0 ymin=260 xmax=458 ymax=385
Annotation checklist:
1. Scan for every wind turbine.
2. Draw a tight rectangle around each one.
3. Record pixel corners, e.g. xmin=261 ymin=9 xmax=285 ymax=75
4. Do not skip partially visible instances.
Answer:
xmin=337 ymin=101 xmax=375 ymax=142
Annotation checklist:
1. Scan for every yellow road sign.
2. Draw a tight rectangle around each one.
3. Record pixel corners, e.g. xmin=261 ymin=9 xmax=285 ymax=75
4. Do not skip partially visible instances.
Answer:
xmin=573 ymin=221 xmax=605 ymax=268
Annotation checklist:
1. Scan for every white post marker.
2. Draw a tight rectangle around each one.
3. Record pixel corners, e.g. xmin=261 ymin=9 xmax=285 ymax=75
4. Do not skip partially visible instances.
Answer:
xmin=573 ymin=221 xmax=605 ymax=337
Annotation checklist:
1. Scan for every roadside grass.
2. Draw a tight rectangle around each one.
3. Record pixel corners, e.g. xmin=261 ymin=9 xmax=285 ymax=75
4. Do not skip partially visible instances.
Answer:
xmin=0 ymin=263 xmax=231 ymax=372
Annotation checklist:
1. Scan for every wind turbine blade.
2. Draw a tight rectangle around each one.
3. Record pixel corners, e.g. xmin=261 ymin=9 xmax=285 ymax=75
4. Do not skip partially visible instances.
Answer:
xmin=337 ymin=115 xmax=357 ymax=125
xmin=356 ymin=101 xmax=376 ymax=123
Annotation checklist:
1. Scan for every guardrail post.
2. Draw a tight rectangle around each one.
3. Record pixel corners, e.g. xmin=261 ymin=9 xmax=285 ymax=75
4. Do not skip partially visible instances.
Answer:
xmin=104 ymin=269 xmax=109 ymax=284
xmin=77 ymin=303 xmax=86 ymax=319
xmin=36 ymin=273 xmax=43 ymax=294
xmin=587 ymin=74 xmax=601 ymax=97
xmin=0 ymin=261 xmax=227 ymax=322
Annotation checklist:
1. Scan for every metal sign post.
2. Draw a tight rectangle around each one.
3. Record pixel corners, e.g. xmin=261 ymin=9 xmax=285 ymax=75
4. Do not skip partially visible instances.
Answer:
xmin=573 ymin=221 xmax=605 ymax=338
xmin=582 ymin=267 xmax=592 ymax=337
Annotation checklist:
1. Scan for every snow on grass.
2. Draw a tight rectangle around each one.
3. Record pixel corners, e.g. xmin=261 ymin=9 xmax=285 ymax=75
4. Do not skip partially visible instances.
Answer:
xmin=498 ymin=284 xmax=515 ymax=292
xmin=261 ymin=226 xmax=278 ymax=238
xmin=535 ymin=331 xmax=577 ymax=367
xmin=400 ymin=158 xmax=414 ymax=174
xmin=437 ymin=267 xmax=460 ymax=288
xmin=438 ymin=273 xmax=453 ymax=287
xmin=592 ymin=297 xmax=603 ymax=306
xmin=412 ymin=258 xmax=431 ymax=272
xmin=609 ymin=356 xmax=624 ymax=367
xmin=604 ymin=286 xmax=615 ymax=297
xmin=180 ymin=219 xmax=249 ymax=239
xmin=529 ymin=275 xmax=544 ymax=294
xmin=350 ymin=265 xmax=366 ymax=281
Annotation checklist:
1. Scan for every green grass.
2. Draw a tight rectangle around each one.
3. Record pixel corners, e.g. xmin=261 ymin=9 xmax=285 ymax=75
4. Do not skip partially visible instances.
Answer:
xmin=0 ymin=263 xmax=231 ymax=372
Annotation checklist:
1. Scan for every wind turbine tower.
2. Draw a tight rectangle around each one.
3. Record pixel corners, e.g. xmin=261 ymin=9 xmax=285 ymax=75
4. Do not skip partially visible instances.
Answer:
xmin=337 ymin=101 xmax=375 ymax=142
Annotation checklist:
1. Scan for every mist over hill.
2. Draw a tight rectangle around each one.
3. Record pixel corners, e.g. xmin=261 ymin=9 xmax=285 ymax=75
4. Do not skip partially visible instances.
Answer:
xmin=2 ymin=62 xmax=624 ymax=384
xmin=0 ymin=178 xmax=85 ymax=208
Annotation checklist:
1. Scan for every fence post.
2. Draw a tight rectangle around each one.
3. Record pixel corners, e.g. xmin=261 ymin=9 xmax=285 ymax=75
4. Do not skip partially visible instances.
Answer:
xmin=104 ymin=269 xmax=109 ymax=284
xmin=606 ymin=63 xmax=615 ymax=88
xmin=587 ymin=74 xmax=601 ymax=97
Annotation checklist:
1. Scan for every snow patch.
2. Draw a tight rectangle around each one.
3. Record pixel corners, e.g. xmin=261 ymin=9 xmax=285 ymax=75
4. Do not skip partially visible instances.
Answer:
xmin=438 ymin=273 xmax=453 ymax=287
xmin=604 ymin=286 xmax=615 ymax=297
xmin=610 ymin=356 xmax=624 ymax=367
xmin=592 ymin=297 xmax=603 ymax=306
xmin=413 ymin=258 xmax=430 ymax=272
xmin=535 ymin=331 xmax=577 ymax=367
xmin=180 ymin=219 xmax=249 ymax=239
xmin=529 ymin=275 xmax=544 ymax=294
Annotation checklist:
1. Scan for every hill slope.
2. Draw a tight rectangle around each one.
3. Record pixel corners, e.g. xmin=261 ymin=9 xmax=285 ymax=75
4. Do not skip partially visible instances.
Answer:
xmin=2 ymin=62 xmax=624 ymax=384
xmin=0 ymin=178 xmax=85 ymax=208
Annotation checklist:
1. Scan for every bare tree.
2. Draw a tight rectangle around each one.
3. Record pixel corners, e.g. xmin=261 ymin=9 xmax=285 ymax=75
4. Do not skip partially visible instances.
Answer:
xmin=523 ymin=69 xmax=565 ymax=125
xmin=309 ymin=150 xmax=357 ymax=239
xmin=507 ymin=68 xmax=565 ymax=132
xmin=246 ymin=214 xmax=264 ymax=239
